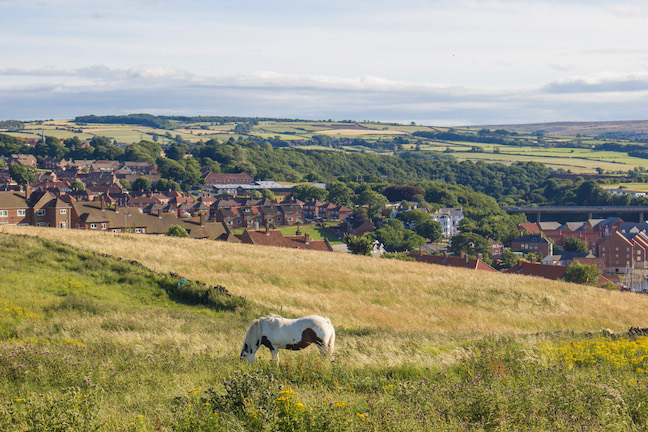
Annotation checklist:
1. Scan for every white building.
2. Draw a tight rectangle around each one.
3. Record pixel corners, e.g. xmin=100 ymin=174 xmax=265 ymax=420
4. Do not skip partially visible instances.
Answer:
xmin=431 ymin=207 xmax=464 ymax=238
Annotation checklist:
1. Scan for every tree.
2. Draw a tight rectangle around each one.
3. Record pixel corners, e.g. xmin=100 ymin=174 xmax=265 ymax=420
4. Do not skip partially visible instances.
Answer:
xmin=326 ymin=182 xmax=354 ymax=206
xmin=344 ymin=234 xmax=374 ymax=256
xmin=357 ymin=190 xmax=388 ymax=219
xmin=166 ymin=144 xmax=186 ymax=161
xmin=291 ymin=184 xmax=329 ymax=202
xmin=156 ymin=178 xmax=182 ymax=192
xmin=450 ymin=232 xmax=491 ymax=258
xmin=132 ymin=176 xmax=153 ymax=192
xmin=416 ymin=219 xmax=443 ymax=242
xmin=372 ymin=220 xmax=425 ymax=252
xmin=563 ymin=237 xmax=589 ymax=254
xmin=564 ymin=262 xmax=601 ymax=285
xmin=261 ymin=189 xmax=276 ymax=200
xmin=70 ymin=180 xmax=85 ymax=191
xmin=9 ymin=163 xmax=38 ymax=186
xmin=167 ymin=224 xmax=189 ymax=238
xmin=499 ymin=249 xmax=520 ymax=269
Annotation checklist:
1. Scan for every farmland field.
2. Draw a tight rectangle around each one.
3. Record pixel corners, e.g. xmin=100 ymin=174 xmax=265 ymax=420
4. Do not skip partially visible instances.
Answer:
xmin=4 ymin=117 xmax=648 ymax=175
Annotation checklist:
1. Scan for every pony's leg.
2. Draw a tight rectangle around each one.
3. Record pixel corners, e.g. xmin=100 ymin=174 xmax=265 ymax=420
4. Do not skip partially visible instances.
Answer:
xmin=271 ymin=349 xmax=280 ymax=365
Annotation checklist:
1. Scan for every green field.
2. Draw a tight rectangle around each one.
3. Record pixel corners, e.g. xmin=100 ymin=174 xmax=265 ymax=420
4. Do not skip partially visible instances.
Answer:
xmin=4 ymin=118 xmax=648 ymax=174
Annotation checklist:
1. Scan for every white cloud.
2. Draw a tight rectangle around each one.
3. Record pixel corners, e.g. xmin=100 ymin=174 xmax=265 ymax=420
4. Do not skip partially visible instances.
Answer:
xmin=543 ymin=72 xmax=648 ymax=93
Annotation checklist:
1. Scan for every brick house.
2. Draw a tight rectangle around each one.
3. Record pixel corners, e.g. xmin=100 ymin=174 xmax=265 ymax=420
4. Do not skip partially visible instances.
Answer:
xmin=41 ymin=157 xmax=68 ymax=171
xmin=0 ymin=190 xmax=30 ymax=225
xmin=29 ymin=190 xmax=72 ymax=228
xmin=510 ymin=233 xmax=553 ymax=258
xmin=597 ymin=231 xmax=648 ymax=274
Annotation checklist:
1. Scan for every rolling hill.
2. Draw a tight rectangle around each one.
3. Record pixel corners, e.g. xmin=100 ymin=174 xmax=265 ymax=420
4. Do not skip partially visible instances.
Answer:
xmin=3 ymin=226 xmax=648 ymax=431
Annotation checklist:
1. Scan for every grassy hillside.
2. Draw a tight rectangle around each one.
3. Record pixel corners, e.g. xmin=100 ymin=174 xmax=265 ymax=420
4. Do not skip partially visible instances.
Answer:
xmin=3 ymin=227 xmax=648 ymax=431
xmin=3 ymin=225 xmax=646 ymax=333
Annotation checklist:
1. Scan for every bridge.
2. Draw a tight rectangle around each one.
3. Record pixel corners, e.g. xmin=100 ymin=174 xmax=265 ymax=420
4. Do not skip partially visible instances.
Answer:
xmin=501 ymin=206 xmax=648 ymax=222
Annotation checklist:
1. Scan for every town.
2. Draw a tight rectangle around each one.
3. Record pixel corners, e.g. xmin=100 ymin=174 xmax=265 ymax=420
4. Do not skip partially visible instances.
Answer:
xmin=3 ymin=149 xmax=648 ymax=292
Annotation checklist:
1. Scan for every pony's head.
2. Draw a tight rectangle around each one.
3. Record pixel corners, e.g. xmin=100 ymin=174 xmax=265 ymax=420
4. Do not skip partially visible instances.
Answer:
xmin=240 ymin=342 xmax=255 ymax=362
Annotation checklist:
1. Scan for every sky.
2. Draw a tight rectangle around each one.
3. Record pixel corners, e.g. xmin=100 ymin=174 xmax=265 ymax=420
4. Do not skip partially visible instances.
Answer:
xmin=1 ymin=0 xmax=647 ymax=125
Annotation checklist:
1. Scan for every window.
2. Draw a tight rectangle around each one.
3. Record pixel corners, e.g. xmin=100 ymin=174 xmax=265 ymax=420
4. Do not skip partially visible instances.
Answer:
xmin=101 ymin=223 xmax=107 ymax=230
xmin=17 ymin=209 xmax=26 ymax=217
xmin=37 ymin=209 xmax=45 ymax=216
xmin=90 ymin=223 xmax=97 ymax=229
xmin=0 ymin=210 xmax=7 ymax=217
xmin=59 ymin=222 xmax=67 ymax=229
xmin=60 ymin=209 xmax=67 ymax=214
xmin=135 ymin=228 xmax=141 ymax=233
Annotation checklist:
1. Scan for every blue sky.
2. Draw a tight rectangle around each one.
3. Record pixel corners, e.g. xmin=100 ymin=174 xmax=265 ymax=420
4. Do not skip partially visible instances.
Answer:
xmin=1 ymin=0 xmax=647 ymax=125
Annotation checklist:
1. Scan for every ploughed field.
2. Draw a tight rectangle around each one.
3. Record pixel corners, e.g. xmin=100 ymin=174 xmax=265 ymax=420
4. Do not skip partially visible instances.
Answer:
xmin=2 ymin=226 xmax=648 ymax=431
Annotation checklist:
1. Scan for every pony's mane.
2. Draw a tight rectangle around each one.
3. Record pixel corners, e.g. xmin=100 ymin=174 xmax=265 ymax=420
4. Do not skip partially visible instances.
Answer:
xmin=245 ymin=315 xmax=283 ymax=342
xmin=251 ymin=314 xmax=282 ymax=325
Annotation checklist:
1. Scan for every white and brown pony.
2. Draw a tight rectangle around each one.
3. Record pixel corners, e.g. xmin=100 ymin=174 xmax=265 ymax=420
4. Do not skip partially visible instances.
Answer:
xmin=240 ymin=315 xmax=335 ymax=363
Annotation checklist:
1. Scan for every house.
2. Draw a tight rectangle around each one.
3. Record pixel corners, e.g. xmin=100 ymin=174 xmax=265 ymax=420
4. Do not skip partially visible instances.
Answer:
xmin=504 ymin=258 xmax=612 ymax=285
xmin=8 ymin=154 xmax=37 ymax=166
xmin=0 ymin=190 xmax=30 ymax=225
xmin=29 ymin=190 xmax=72 ymax=229
xmin=510 ymin=233 xmax=553 ymax=258
xmin=40 ymin=157 xmax=68 ymax=171
xmin=503 ymin=260 xmax=568 ymax=280
xmin=337 ymin=213 xmax=375 ymax=237
xmin=70 ymin=201 xmax=230 ymax=239
xmin=597 ymin=230 xmax=648 ymax=274
xmin=406 ymin=251 xmax=497 ymax=272
xmin=121 ymin=161 xmax=157 ymax=175
xmin=202 ymin=172 xmax=253 ymax=186
xmin=237 ymin=229 xmax=333 ymax=252
xmin=431 ymin=208 xmax=464 ymax=238
xmin=215 ymin=203 xmax=304 ymax=229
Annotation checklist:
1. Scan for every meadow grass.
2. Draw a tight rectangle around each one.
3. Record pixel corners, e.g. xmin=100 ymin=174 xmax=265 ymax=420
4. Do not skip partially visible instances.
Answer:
xmin=3 ymin=229 xmax=648 ymax=430
xmin=4 ymin=225 xmax=647 ymax=333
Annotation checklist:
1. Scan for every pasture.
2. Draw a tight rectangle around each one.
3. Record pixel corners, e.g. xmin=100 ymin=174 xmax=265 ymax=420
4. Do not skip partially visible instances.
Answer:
xmin=5 ymin=118 xmax=648 ymax=174
xmin=2 ymin=227 xmax=648 ymax=430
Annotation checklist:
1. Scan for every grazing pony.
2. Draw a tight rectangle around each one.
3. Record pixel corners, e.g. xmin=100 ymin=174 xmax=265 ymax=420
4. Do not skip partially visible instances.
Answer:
xmin=240 ymin=315 xmax=335 ymax=363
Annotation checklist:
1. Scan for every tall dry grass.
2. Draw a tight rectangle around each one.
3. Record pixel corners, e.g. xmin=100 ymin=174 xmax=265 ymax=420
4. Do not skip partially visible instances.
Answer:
xmin=4 ymin=225 xmax=647 ymax=333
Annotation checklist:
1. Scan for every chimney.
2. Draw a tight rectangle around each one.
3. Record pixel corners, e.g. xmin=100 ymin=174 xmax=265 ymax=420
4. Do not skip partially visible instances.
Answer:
xmin=305 ymin=232 xmax=310 ymax=244
xmin=158 ymin=208 xmax=162 ymax=219
xmin=100 ymin=195 xmax=105 ymax=210
xmin=530 ymin=257 xmax=536 ymax=264
xmin=477 ymin=253 xmax=483 ymax=260
xmin=200 ymin=212 xmax=205 ymax=227
xmin=465 ymin=253 xmax=469 ymax=263
xmin=265 ymin=224 xmax=270 ymax=235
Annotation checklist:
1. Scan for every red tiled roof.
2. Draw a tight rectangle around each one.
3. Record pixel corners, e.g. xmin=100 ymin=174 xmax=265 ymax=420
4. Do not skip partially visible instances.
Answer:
xmin=503 ymin=261 xmax=567 ymax=280
xmin=407 ymin=253 xmax=497 ymax=272
xmin=239 ymin=229 xmax=333 ymax=252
